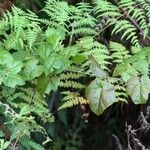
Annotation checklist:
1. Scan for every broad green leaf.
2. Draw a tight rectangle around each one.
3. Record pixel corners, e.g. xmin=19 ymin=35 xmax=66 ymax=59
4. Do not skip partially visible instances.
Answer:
xmin=12 ymin=50 xmax=27 ymax=61
xmin=113 ymin=63 xmax=129 ymax=76
xmin=3 ymin=74 xmax=25 ymax=88
xmin=44 ymin=54 xmax=70 ymax=75
xmin=45 ymin=28 xmax=61 ymax=49
xmin=72 ymin=54 xmax=87 ymax=64
xmin=132 ymin=59 xmax=149 ymax=75
xmin=126 ymin=76 xmax=150 ymax=104
xmin=45 ymin=77 xmax=60 ymax=94
xmin=63 ymin=46 xmax=78 ymax=57
xmin=53 ymin=55 xmax=70 ymax=71
xmin=7 ymin=60 xmax=23 ymax=74
xmin=85 ymin=79 xmax=116 ymax=115
xmin=141 ymin=75 xmax=150 ymax=91
xmin=121 ymin=72 xmax=132 ymax=82
xmin=0 ymin=131 xmax=4 ymax=138
xmin=0 ymin=139 xmax=10 ymax=150
xmin=23 ymin=59 xmax=43 ymax=80
xmin=36 ymin=74 xmax=50 ymax=96
xmin=3 ymin=141 xmax=10 ymax=149
xmin=44 ymin=54 xmax=56 ymax=75
xmin=0 ymin=50 xmax=13 ymax=65
xmin=88 ymin=63 xmax=107 ymax=79
xmin=38 ymin=43 xmax=53 ymax=59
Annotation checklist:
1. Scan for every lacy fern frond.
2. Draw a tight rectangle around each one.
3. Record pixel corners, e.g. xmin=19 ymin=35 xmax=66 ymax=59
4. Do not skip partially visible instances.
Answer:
xmin=119 ymin=0 xmax=149 ymax=39
xmin=71 ymin=2 xmax=97 ymax=36
xmin=58 ymin=91 xmax=88 ymax=110
xmin=110 ymin=42 xmax=130 ymax=63
xmin=43 ymin=0 xmax=97 ymax=36
xmin=94 ymin=0 xmax=150 ymax=47
xmin=60 ymin=72 xmax=84 ymax=80
xmin=76 ymin=37 xmax=110 ymax=70
xmin=112 ymin=20 xmax=140 ymax=47
xmin=137 ymin=0 xmax=150 ymax=18
xmin=113 ymin=46 xmax=150 ymax=78
xmin=20 ymin=138 xmax=45 ymax=150
xmin=43 ymin=0 xmax=70 ymax=31
xmin=94 ymin=0 xmax=120 ymax=18
xmin=107 ymin=77 xmax=127 ymax=102
xmin=6 ymin=87 xmax=52 ymax=123
xmin=0 ymin=6 xmax=41 ymax=50
xmin=60 ymin=80 xmax=85 ymax=89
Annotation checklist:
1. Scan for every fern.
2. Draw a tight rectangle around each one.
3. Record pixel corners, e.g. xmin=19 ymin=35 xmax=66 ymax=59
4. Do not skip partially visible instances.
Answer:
xmin=0 ymin=1 xmax=150 ymax=148
xmin=59 ymin=72 xmax=85 ymax=89
xmin=0 ymin=6 xmax=41 ymax=51
xmin=112 ymin=20 xmax=140 ymax=47
xmin=70 ymin=2 xmax=97 ymax=36
xmin=107 ymin=77 xmax=127 ymax=102
xmin=42 ymin=0 xmax=71 ymax=32
xmin=58 ymin=91 xmax=88 ymax=110
xmin=7 ymin=87 xmax=53 ymax=123
xmin=60 ymin=80 xmax=85 ymax=89
xmin=43 ymin=0 xmax=97 ymax=36
xmin=113 ymin=46 xmax=150 ymax=82
xmin=119 ymin=0 xmax=149 ymax=39
xmin=94 ymin=0 xmax=120 ymax=18
xmin=137 ymin=0 xmax=150 ymax=18
xmin=94 ymin=0 xmax=150 ymax=47
xmin=20 ymin=137 xmax=45 ymax=150
xmin=110 ymin=42 xmax=130 ymax=63
xmin=60 ymin=72 xmax=84 ymax=80
xmin=76 ymin=37 xmax=110 ymax=70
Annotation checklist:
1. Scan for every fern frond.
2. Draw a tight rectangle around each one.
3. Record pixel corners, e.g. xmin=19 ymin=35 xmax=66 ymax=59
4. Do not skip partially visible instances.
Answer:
xmin=110 ymin=42 xmax=130 ymax=63
xmin=71 ymin=2 xmax=97 ymax=36
xmin=77 ymin=37 xmax=110 ymax=70
xmin=6 ymin=88 xmax=52 ymax=123
xmin=43 ymin=0 xmax=97 ymax=36
xmin=113 ymin=47 xmax=150 ymax=77
xmin=0 ymin=6 xmax=41 ymax=51
xmin=58 ymin=91 xmax=88 ymax=110
xmin=119 ymin=0 xmax=149 ymax=38
xmin=94 ymin=0 xmax=150 ymax=47
xmin=26 ymin=27 xmax=41 ymax=49
xmin=60 ymin=81 xmax=85 ymax=89
xmin=60 ymin=72 xmax=84 ymax=80
xmin=137 ymin=0 xmax=150 ymax=18
xmin=112 ymin=20 xmax=140 ymax=47
xmin=94 ymin=0 xmax=120 ymax=18
xmin=43 ymin=0 xmax=70 ymax=29
xmin=20 ymin=138 xmax=45 ymax=150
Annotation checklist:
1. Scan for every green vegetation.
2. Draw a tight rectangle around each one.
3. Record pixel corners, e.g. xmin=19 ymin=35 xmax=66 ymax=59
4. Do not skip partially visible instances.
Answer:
xmin=0 ymin=0 xmax=150 ymax=149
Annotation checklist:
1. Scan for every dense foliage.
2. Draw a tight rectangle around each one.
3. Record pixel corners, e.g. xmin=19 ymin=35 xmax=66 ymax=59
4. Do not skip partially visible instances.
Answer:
xmin=0 ymin=0 xmax=150 ymax=149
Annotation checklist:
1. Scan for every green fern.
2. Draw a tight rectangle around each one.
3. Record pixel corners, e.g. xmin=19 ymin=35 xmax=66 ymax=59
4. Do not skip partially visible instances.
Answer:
xmin=110 ymin=42 xmax=130 ymax=63
xmin=119 ymin=0 xmax=149 ymax=39
xmin=60 ymin=72 xmax=84 ymax=80
xmin=43 ymin=0 xmax=97 ymax=36
xmin=20 ymin=137 xmax=45 ymax=150
xmin=76 ymin=37 xmax=110 ymax=70
xmin=94 ymin=0 xmax=150 ymax=47
xmin=4 ymin=87 xmax=53 ymax=123
xmin=0 ymin=6 xmax=41 ymax=51
xmin=137 ymin=0 xmax=150 ymax=18
xmin=58 ymin=91 xmax=88 ymax=110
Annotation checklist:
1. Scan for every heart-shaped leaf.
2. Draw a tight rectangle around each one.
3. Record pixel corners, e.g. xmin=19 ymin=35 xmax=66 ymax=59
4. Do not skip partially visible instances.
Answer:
xmin=85 ymin=78 xmax=117 ymax=115
xmin=126 ymin=75 xmax=150 ymax=104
